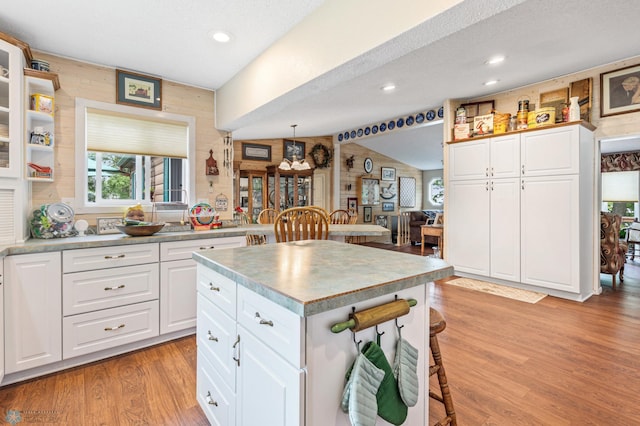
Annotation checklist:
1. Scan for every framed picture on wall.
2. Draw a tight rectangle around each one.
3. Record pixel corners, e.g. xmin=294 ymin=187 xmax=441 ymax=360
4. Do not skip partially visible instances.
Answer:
xmin=116 ymin=69 xmax=162 ymax=110
xmin=600 ymin=64 xmax=640 ymax=117
xmin=381 ymin=167 xmax=396 ymax=181
xmin=283 ymin=139 xmax=306 ymax=161
xmin=382 ymin=202 xmax=394 ymax=212
xmin=242 ymin=143 xmax=271 ymax=161
xmin=363 ymin=207 xmax=372 ymax=223
xmin=347 ymin=197 xmax=358 ymax=211
xmin=399 ymin=176 xmax=416 ymax=207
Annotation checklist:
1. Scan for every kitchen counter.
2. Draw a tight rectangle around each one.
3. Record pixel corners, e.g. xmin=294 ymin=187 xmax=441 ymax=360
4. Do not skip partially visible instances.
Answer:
xmin=0 ymin=223 xmax=390 ymax=257
xmin=193 ymin=239 xmax=452 ymax=316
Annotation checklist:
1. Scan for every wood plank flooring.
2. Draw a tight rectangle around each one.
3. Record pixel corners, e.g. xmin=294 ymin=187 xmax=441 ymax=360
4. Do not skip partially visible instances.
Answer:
xmin=1 ymin=249 xmax=638 ymax=425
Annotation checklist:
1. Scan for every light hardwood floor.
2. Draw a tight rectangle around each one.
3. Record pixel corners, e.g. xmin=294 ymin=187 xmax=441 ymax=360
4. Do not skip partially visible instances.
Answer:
xmin=1 ymin=259 xmax=638 ymax=425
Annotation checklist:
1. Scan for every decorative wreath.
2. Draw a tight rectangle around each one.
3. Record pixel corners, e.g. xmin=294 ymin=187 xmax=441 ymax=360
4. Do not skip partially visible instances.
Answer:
xmin=310 ymin=143 xmax=333 ymax=169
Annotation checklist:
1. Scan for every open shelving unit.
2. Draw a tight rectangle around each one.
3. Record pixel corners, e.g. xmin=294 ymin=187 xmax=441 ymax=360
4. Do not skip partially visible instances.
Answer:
xmin=24 ymin=71 xmax=58 ymax=182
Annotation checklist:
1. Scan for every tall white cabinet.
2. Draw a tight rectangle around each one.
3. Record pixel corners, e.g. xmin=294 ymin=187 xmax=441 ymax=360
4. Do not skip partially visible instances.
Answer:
xmin=447 ymin=123 xmax=595 ymax=300
xmin=0 ymin=36 xmax=30 ymax=245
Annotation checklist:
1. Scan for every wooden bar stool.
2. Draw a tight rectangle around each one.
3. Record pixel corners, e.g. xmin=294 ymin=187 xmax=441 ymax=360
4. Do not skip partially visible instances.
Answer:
xmin=429 ymin=307 xmax=457 ymax=426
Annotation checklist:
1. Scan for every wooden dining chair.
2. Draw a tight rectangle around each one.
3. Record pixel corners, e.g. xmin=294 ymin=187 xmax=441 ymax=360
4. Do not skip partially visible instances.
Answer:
xmin=347 ymin=209 xmax=358 ymax=224
xmin=274 ymin=207 xmax=329 ymax=242
xmin=257 ymin=208 xmax=279 ymax=224
xmin=307 ymin=205 xmax=330 ymax=220
xmin=329 ymin=209 xmax=350 ymax=224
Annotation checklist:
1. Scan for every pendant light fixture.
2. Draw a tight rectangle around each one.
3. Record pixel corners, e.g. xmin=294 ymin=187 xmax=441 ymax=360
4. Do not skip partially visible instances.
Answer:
xmin=279 ymin=124 xmax=311 ymax=171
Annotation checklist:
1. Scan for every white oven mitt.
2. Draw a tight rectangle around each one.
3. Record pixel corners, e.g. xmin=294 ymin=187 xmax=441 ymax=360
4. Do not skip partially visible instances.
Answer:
xmin=342 ymin=352 xmax=385 ymax=426
xmin=392 ymin=337 xmax=419 ymax=407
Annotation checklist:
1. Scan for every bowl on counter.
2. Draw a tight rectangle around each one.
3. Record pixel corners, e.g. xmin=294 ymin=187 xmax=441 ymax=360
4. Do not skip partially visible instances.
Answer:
xmin=115 ymin=223 xmax=165 ymax=236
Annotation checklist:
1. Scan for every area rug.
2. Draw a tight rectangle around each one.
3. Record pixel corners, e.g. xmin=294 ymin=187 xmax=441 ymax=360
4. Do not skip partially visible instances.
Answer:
xmin=445 ymin=277 xmax=547 ymax=304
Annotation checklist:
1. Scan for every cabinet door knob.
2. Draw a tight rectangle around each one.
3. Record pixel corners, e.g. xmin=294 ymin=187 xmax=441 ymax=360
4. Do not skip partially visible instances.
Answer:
xmin=206 ymin=391 xmax=218 ymax=406
xmin=199 ymin=246 xmax=215 ymax=250
xmin=209 ymin=283 xmax=220 ymax=291
xmin=207 ymin=330 xmax=219 ymax=342
xmin=521 ymin=164 xmax=525 ymax=175
xmin=255 ymin=312 xmax=274 ymax=327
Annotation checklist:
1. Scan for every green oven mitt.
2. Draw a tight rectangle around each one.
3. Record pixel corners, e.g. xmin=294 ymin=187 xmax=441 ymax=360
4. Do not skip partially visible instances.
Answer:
xmin=361 ymin=341 xmax=408 ymax=425
xmin=342 ymin=352 xmax=385 ymax=426
xmin=392 ymin=337 xmax=419 ymax=407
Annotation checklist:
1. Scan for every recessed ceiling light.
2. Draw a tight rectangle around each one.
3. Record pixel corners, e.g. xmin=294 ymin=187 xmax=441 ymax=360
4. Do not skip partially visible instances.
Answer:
xmin=486 ymin=56 xmax=505 ymax=65
xmin=209 ymin=30 xmax=231 ymax=43
xmin=484 ymin=80 xmax=499 ymax=86
xmin=381 ymin=84 xmax=396 ymax=92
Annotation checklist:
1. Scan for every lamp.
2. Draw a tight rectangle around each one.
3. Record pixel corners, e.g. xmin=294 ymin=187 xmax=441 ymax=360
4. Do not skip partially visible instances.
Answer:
xmin=602 ymin=171 xmax=639 ymax=202
xmin=279 ymin=124 xmax=311 ymax=171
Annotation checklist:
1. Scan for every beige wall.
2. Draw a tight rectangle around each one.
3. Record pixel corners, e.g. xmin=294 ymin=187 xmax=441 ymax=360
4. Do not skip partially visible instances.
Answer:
xmin=457 ymin=55 xmax=640 ymax=142
xmin=339 ymin=142 xmax=423 ymax=217
xmin=32 ymin=51 xmax=231 ymax=223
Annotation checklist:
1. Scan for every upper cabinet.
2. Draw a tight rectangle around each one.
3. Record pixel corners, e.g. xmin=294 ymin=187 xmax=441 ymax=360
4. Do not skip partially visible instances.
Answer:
xmin=0 ymin=38 xmax=24 ymax=178
xmin=25 ymin=72 xmax=58 ymax=181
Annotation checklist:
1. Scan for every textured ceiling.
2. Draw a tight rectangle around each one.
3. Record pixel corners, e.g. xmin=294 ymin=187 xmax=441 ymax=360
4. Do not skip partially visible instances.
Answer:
xmin=2 ymin=0 xmax=639 ymax=170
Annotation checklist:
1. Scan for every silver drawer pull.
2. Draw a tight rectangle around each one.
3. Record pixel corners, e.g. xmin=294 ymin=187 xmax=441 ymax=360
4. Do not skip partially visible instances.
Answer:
xmin=200 ymin=246 xmax=215 ymax=250
xmin=255 ymin=312 xmax=274 ymax=327
xmin=209 ymin=283 xmax=220 ymax=291
xmin=207 ymin=330 xmax=219 ymax=342
xmin=206 ymin=391 xmax=218 ymax=406
xmin=232 ymin=335 xmax=241 ymax=366
xmin=104 ymin=324 xmax=125 ymax=331
xmin=104 ymin=284 xmax=125 ymax=291
xmin=104 ymin=254 xmax=125 ymax=259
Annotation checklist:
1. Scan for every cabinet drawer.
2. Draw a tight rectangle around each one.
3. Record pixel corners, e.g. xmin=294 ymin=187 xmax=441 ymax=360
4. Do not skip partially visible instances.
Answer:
xmin=62 ymin=300 xmax=159 ymax=359
xmin=197 ymin=294 xmax=236 ymax=392
xmin=237 ymin=286 xmax=304 ymax=368
xmin=63 ymin=263 xmax=159 ymax=316
xmin=63 ymin=243 xmax=159 ymax=273
xmin=160 ymin=236 xmax=245 ymax=262
xmin=197 ymin=265 xmax=236 ymax=319
xmin=197 ymin=349 xmax=236 ymax=426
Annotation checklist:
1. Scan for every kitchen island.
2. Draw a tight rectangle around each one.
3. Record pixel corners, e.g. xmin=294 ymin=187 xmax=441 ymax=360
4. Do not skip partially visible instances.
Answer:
xmin=193 ymin=239 xmax=453 ymax=426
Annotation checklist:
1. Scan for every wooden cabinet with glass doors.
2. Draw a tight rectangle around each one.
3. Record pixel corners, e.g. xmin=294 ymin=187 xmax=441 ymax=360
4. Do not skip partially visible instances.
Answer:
xmin=236 ymin=170 xmax=266 ymax=223
xmin=266 ymin=165 xmax=313 ymax=211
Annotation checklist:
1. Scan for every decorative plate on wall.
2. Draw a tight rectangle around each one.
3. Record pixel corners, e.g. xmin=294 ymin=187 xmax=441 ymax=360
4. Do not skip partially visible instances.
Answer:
xmin=364 ymin=157 xmax=373 ymax=173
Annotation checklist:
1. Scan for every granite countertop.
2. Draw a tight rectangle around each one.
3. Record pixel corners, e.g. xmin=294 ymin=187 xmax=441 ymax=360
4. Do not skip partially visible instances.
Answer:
xmin=193 ymin=239 xmax=453 ymax=317
xmin=0 ymin=224 xmax=390 ymax=256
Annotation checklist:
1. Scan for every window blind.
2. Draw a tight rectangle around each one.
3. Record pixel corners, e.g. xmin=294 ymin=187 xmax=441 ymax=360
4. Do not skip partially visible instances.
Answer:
xmin=86 ymin=108 xmax=188 ymax=158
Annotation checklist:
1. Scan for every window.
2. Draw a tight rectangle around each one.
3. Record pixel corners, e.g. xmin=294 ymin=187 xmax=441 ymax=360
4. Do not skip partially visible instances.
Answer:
xmin=75 ymin=99 xmax=195 ymax=214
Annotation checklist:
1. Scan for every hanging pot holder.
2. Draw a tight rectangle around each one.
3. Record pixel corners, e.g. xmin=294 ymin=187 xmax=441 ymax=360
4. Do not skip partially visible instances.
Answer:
xmin=342 ymin=352 xmax=385 ymax=426
xmin=393 ymin=337 xmax=419 ymax=407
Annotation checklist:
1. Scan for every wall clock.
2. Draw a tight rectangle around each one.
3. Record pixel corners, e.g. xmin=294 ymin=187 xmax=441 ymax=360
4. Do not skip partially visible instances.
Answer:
xmin=364 ymin=157 xmax=373 ymax=173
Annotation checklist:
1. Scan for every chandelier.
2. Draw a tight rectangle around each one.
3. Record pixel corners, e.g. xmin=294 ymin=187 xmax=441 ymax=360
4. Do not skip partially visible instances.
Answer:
xmin=279 ymin=124 xmax=311 ymax=171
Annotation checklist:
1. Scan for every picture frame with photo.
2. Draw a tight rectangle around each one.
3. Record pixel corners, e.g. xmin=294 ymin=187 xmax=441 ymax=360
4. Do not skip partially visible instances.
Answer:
xmin=96 ymin=217 xmax=124 ymax=235
xmin=363 ymin=206 xmax=372 ymax=223
xmin=381 ymin=167 xmax=396 ymax=181
xmin=376 ymin=215 xmax=388 ymax=228
xmin=116 ymin=69 xmax=162 ymax=110
xmin=381 ymin=202 xmax=394 ymax=212
xmin=347 ymin=197 xmax=358 ymax=211
xmin=283 ymin=139 xmax=306 ymax=162
xmin=242 ymin=143 xmax=272 ymax=161
xmin=600 ymin=64 xmax=640 ymax=117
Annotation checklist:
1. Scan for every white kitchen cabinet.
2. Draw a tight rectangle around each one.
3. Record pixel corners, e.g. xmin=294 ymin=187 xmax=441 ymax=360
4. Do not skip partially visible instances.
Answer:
xmin=448 ymin=134 xmax=520 ymax=280
xmin=196 ymin=265 xmax=304 ymax=426
xmin=236 ymin=324 xmax=303 ymax=426
xmin=160 ymin=236 xmax=244 ymax=334
xmin=0 ymin=259 xmax=4 ymax=383
xmin=4 ymin=252 xmax=62 ymax=373
xmin=446 ymin=123 xmax=595 ymax=299
xmin=61 ymin=244 xmax=160 ymax=359
xmin=520 ymin=174 xmax=580 ymax=292
xmin=0 ymin=37 xmax=23 ymax=179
